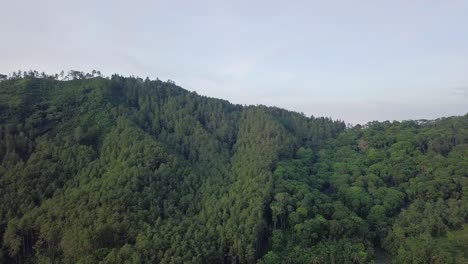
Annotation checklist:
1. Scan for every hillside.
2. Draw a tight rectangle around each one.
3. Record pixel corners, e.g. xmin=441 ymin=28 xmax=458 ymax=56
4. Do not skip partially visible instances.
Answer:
xmin=0 ymin=72 xmax=467 ymax=263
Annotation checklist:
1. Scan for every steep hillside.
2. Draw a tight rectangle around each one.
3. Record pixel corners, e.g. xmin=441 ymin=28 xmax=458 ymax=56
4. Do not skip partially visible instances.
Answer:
xmin=0 ymin=72 xmax=466 ymax=263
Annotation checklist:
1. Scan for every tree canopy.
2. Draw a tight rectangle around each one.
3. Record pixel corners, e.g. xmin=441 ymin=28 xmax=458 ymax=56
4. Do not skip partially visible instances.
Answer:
xmin=0 ymin=71 xmax=466 ymax=263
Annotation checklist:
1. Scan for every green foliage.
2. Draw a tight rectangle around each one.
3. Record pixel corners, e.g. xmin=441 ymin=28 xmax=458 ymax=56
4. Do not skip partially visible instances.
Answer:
xmin=0 ymin=73 xmax=467 ymax=263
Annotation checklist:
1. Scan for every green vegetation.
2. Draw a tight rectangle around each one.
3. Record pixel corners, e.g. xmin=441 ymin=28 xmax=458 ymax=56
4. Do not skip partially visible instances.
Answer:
xmin=0 ymin=71 xmax=467 ymax=263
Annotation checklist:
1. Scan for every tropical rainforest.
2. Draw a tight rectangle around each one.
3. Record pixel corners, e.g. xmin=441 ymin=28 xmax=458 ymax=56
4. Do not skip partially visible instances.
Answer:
xmin=0 ymin=71 xmax=467 ymax=264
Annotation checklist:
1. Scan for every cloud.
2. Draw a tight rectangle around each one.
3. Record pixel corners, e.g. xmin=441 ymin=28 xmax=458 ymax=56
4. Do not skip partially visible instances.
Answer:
xmin=217 ymin=44 xmax=284 ymax=80
xmin=452 ymin=86 xmax=468 ymax=98
xmin=117 ymin=53 xmax=155 ymax=77
xmin=220 ymin=60 xmax=256 ymax=79
xmin=278 ymin=71 xmax=295 ymax=82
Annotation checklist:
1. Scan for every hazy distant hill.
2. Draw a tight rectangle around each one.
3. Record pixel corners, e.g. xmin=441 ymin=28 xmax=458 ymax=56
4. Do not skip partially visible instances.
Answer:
xmin=0 ymin=72 xmax=466 ymax=263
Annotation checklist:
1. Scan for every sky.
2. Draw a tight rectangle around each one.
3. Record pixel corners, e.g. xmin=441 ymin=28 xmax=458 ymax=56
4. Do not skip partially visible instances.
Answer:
xmin=1 ymin=0 xmax=467 ymax=124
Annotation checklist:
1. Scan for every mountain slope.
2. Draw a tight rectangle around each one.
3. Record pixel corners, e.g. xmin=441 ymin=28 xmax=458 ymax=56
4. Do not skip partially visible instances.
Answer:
xmin=0 ymin=73 xmax=466 ymax=263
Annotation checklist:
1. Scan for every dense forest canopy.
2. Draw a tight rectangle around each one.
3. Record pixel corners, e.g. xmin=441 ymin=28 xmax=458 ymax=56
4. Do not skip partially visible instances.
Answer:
xmin=0 ymin=71 xmax=467 ymax=263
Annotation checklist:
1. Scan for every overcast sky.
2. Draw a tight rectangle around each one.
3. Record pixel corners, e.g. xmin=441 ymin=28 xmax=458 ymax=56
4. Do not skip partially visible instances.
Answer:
xmin=1 ymin=0 xmax=467 ymax=124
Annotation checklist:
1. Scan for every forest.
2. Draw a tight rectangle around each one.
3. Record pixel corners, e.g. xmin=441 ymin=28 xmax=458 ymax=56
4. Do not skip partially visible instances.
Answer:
xmin=0 ymin=71 xmax=467 ymax=263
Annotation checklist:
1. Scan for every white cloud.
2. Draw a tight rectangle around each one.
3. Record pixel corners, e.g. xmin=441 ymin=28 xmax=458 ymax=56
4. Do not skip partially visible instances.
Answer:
xmin=452 ymin=86 xmax=468 ymax=98
xmin=220 ymin=60 xmax=256 ymax=79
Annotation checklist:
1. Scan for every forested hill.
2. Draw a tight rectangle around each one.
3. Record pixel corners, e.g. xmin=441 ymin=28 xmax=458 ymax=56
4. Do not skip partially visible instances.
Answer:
xmin=0 ymin=72 xmax=467 ymax=263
